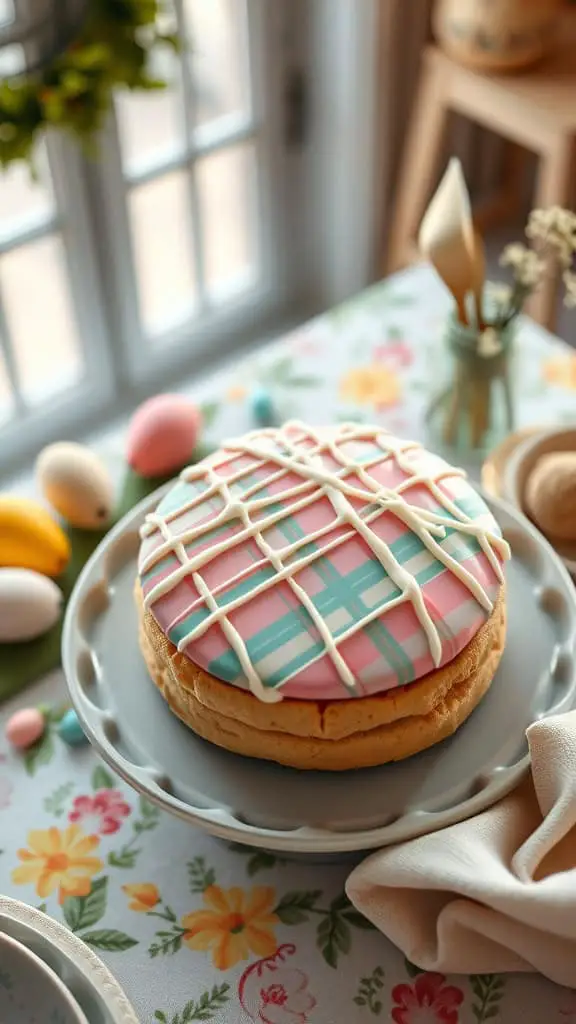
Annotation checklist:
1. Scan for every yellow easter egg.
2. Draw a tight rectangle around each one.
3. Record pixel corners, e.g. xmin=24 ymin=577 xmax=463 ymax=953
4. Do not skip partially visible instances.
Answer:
xmin=37 ymin=442 xmax=113 ymax=530
xmin=0 ymin=496 xmax=70 ymax=576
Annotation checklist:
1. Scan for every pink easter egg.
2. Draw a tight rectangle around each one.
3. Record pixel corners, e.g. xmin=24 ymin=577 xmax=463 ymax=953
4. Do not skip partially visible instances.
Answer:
xmin=6 ymin=707 xmax=45 ymax=749
xmin=126 ymin=394 xmax=202 ymax=478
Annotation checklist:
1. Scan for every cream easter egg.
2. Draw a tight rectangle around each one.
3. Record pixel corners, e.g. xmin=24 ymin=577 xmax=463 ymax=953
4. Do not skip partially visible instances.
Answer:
xmin=0 ymin=568 xmax=62 ymax=642
xmin=126 ymin=394 xmax=202 ymax=477
xmin=37 ymin=442 xmax=113 ymax=530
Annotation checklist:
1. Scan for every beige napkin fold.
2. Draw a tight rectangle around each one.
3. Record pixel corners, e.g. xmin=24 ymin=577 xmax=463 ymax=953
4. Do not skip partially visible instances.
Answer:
xmin=346 ymin=711 xmax=576 ymax=988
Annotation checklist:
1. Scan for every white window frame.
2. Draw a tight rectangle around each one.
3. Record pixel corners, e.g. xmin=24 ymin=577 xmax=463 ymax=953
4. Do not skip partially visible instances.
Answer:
xmin=0 ymin=0 xmax=380 ymax=479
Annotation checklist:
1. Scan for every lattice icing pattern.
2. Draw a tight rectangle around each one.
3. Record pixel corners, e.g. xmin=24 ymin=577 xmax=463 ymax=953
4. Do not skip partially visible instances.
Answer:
xmin=138 ymin=422 xmax=510 ymax=703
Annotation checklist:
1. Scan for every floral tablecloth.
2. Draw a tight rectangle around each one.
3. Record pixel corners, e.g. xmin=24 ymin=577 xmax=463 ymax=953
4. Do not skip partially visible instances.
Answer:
xmin=2 ymin=265 xmax=576 ymax=1024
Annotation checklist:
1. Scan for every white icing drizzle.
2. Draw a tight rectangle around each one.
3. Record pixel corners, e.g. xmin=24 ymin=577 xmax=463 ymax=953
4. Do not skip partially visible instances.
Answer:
xmin=139 ymin=422 xmax=510 ymax=702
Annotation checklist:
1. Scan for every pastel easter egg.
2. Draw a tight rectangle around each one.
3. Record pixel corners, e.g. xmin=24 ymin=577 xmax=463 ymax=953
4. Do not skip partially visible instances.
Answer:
xmin=37 ymin=442 xmax=114 ymax=530
xmin=250 ymin=386 xmax=275 ymax=426
xmin=6 ymin=707 xmax=45 ymax=749
xmin=126 ymin=394 xmax=202 ymax=478
xmin=57 ymin=708 xmax=88 ymax=747
xmin=0 ymin=568 xmax=62 ymax=642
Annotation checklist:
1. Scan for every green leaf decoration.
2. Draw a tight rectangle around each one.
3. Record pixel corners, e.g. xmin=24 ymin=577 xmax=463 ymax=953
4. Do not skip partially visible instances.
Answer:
xmin=470 ymin=974 xmax=505 ymax=1022
xmin=0 ymin=0 xmax=176 ymax=170
xmin=227 ymin=842 xmax=285 ymax=876
xmin=353 ymin=966 xmax=384 ymax=1015
xmin=316 ymin=911 xmax=351 ymax=969
xmin=405 ymin=957 xmax=425 ymax=978
xmin=43 ymin=781 xmax=74 ymax=817
xmin=108 ymin=848 xmax=140 ymax=869
xmin=92 ymin=764 xmax=115 ymax=791
xmin=285 ymin=375 xmax=320 ymax=388
xmin=154 ymin=984 xmax=230 ymax=1023
xmin=187 ymin=856 xmax=216 ymax=894
xmin=24 ymin=728 xmax=55 ymax=776
xmin=274 ymin=890 xmax=321 ymax=925
xmin=342 ymin=908 xmax=376 ymax=930
xmin=81 ymin=929 xmax=138 ymax=952
xmin=149 ymin=930 xmax=184 ymax=958
xmin=199 ymin=401 xmax=219 ymax=429
xmin=63 ymin=876 xmax=108 ymax=932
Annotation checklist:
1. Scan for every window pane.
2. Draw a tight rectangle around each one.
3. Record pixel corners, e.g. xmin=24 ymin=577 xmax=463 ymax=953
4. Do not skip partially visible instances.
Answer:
xmin=185 ymin=0 xmax=250 ymax=127
xmin=197 ymin=142 xmax=257 ymax=298
xmin=116 ymin=47 xmax=185 ymax=172
xmin=1 ymin=236 xmax=83 ymax=404
xmin=130 ymin=171 xmax=197 ymax=333
xmin=0 ymin=143 xmax=52 ymax=233
xmin=0 ymin=348 xmax=14 ymax=424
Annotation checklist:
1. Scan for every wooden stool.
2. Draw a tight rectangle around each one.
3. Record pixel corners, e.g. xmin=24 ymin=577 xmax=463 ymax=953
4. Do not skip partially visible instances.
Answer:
xmin=386 ymin=13 xmax=576 ymax=332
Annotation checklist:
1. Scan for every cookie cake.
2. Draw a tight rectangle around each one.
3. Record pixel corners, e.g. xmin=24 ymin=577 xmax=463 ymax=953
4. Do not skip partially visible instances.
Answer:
xmin=136 ymin=421 xmax=510 ymax=771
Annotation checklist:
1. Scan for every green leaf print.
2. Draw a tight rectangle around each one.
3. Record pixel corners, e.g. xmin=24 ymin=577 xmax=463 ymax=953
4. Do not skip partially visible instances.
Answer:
xmin=199 ymin=401 xmax=219 ymax=429
xmin=154 ymin=983 xmax=230 ymax=1023
xmin=353 ymin=966 xmax=385 ymax=1015
xmin=81 ymin=929 xmax=138 ymax=952
xmin=470 ymin=974 xmax=506 ymax=1022
xmin=285 ymin=375 xmax=320 ymax=388
xmin=404 ymin=957 xmax=425 ymax=978
xmin=317 ymin=906 xmax=351 ymax=969
xmin=24 ymin=728 xmax=55 ymax=776
xmin=187 ymin=856 xmax=216 ymax=894
xmin=63 ymin=876 xmax=108 ymax=932
xmin=43 ymin=781 xmax=74 ymax=817
xmin=92 ymin=764 xmax=115 ymax=791
xmin=228 ymin=842 xmax=287 ymax=876
xmin=107 ymin=795 xmax=159 ymax=868
xmin=149 ymin=928 xmax=186 ymax=958
xmin=274 ymin=890 xmax=321 ymax=924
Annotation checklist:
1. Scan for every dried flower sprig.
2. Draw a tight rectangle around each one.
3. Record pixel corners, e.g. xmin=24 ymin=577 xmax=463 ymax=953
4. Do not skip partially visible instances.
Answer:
xmin=496 ymin=205 xmax=576 ymax=326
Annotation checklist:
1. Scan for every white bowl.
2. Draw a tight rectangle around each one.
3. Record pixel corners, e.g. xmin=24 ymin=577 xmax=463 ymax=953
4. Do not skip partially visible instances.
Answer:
xmin=0 ymin=931 xmax=88 ymax=1024
xmin=502 ymin=426 xmax=576 ymax=577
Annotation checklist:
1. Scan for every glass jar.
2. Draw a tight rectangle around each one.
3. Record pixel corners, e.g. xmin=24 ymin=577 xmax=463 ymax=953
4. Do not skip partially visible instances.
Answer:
xmin=426 ymin=310 xmax=516 ymax=462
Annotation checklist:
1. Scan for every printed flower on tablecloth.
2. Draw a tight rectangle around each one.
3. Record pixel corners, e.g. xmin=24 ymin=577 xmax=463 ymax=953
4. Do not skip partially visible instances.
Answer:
xmin=239 ymin=944 xmax=317 ymax=1024
xmin=391 ymin=972 xmax=464 ymax=1024
xmin=227 ymin=384 xmax=248 ymax=402
xmin=181 ymin=885 xmax=279 ymax=970
xmin=122 ymin=882 xmax=161 ymax=912
xmin=0 ymin=776 xmax=12 ymax=810
xmin=11 ymin=824 xmax=103 ymax=904
xmin=542 ymin=354 xmax=576 ymax=390
xmin=68 ymin=789 xmax=131 ymax=835
xmin=373 ymin=338 xmax=414 ymax=369
xmin=339 ymin=365 xmax=400 ymax=409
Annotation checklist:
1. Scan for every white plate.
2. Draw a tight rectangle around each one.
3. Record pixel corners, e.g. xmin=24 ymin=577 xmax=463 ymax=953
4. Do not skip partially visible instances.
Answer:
xmin=0 ymin=931 xmax=88 ymax=1024
xmin=62 ymin=486 xmax=576 ymax=855
xmin=0 ymin=898 xmax=138 ymax=1024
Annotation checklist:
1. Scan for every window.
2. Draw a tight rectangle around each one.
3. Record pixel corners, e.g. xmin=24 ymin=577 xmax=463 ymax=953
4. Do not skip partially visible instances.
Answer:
xmin=0 ymin=0 xmax=380 ymax=476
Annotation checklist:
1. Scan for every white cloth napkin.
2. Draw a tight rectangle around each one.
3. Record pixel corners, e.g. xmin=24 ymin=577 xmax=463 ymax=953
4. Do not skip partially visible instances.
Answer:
xmin=346 ymin=711 xmax=576 ymax=988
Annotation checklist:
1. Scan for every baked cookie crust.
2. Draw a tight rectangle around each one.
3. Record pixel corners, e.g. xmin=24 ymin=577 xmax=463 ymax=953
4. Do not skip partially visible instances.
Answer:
xmin=135 ymin=581 xmax=506 ymax=771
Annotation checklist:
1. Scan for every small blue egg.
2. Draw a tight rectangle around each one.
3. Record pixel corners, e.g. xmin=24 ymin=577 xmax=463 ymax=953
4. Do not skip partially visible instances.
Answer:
xmin=250 ymin=386 xmax=275 ymax=427
xmin=57 ymin=709 xmax=88 ymax=747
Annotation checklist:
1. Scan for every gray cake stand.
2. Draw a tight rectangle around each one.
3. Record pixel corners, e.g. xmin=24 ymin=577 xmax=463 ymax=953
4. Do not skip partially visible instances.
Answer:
xmin=62 ymin=486 xmax=576 ymax=855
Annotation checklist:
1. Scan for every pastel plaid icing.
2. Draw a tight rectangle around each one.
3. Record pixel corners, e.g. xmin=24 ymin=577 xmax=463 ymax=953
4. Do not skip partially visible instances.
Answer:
xmin=138 ymin=423 xmax=505 ymax=701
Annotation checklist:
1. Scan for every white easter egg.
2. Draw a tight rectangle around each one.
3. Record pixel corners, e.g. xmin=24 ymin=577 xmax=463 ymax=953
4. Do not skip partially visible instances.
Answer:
xmin=37 ymin=441 xmax=114 ymax=530
xmin=0 ymin=568 xmax=62 ymax=642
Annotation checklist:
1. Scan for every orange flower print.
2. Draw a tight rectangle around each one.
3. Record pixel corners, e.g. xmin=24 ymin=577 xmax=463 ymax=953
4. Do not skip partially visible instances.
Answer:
xmin=123 ymin=882 xmax=161 ymax=913
xmin=339 ymin=365 xmax=400 ymax=409
xmin=226 ymin=384 xmax=247 ymax=402
xmin=11 ymin=825 xmax=103 ymax=904
xmin=542 ymin=354 xmax=576 ymax=390
xmin=181 ymin=885 xmax=278 ymax=970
